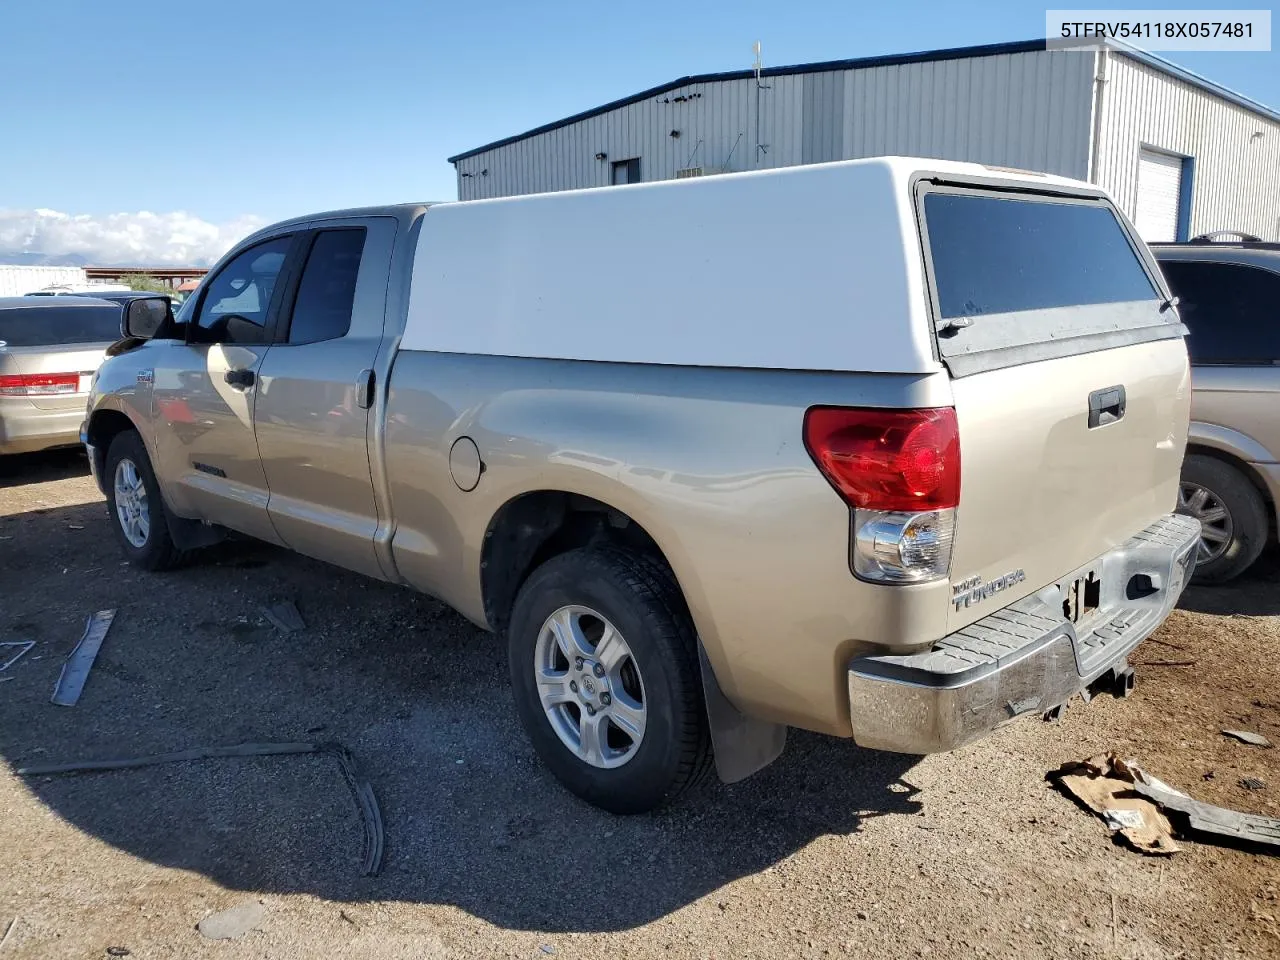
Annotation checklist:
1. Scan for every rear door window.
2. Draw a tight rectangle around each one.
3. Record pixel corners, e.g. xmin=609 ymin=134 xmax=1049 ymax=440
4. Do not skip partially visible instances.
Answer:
xmin=1158 ymin=260 xmax=1280 ymax=365
xmin=284 ymin=228 xmax=367 ymax=344
xmin=922 ymin=191 xmax=1171 ymax=374
xmin=0 ymin=304 xmax=121 ymax=347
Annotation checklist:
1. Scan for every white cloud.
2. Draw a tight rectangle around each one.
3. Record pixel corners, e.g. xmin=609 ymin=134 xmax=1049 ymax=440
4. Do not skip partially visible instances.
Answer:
xmin=0 ymin=208 xmax=268 ymax=266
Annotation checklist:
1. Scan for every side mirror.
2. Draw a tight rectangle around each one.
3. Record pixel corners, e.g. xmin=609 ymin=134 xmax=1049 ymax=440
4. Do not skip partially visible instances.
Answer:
xmin=122 ymin=296 xmax=171 ymax=340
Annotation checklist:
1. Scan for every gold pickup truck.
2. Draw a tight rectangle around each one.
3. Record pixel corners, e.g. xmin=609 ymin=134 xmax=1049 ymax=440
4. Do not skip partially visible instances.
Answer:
xmin=83 ymin=158 xmax=1200 ymax=813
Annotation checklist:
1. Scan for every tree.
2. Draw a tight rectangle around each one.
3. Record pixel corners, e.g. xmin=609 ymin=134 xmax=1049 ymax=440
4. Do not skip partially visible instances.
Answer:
xmin=123 ymin=273 xmax=172 ymax=293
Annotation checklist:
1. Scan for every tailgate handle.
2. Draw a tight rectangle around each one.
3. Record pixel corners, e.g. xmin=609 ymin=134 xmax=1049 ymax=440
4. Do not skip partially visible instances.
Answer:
xmin=1088 ymin=385 xmax=1126 ymax=428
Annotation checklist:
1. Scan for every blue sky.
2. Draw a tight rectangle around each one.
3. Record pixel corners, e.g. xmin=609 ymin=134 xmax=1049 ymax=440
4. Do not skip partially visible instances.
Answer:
xmin=0 ymin=1 xmax=1275 ymax=262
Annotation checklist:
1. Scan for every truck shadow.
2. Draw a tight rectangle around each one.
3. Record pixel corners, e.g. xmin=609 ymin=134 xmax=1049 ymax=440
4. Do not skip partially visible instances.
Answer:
xmin=1179 ymin=545 xmax=1280 ymax=617
xmin=1 ymin=499 xmax=924 ymax=933
xmin=0 ymin=448 xmax=90 ymax=488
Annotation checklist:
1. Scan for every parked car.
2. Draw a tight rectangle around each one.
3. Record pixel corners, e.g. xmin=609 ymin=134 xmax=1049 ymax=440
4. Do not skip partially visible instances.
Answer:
xmin=83 ymin=158 xmax=1199 ymax=813
xmin=0 ymin=296 xmax=125 ymax=455
xmin=62 ymin=289 xmax=177 ymax=310
xmin=1152 ymin=239 xmax=1280 ymax=583
xmin=25 ymin=284 xmax=133 ymax=296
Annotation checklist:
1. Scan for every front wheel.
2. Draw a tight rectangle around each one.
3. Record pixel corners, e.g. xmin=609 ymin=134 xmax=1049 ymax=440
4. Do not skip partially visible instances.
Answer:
xmin=507 ymin=546 xmax=711 ymax=813
xmin=104 ymin=431 xmax=186 ymax=571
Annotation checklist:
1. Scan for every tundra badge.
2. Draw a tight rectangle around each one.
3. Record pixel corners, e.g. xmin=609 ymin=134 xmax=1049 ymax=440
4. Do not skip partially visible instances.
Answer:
xmin=952 ymin=569 xmax=1026 ymax=612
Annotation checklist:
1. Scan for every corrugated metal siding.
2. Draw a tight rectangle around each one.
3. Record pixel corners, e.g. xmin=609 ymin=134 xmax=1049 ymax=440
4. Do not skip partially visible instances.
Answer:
xmin=0 ymin=265 xmax=88 ymax=297
xmin=455 ymin=49 xmax=1098 ymax=200
xmin=802 ymin=71 xmax=845 ymax=164
xmin=841 ymin=50 xmax=1094 ymax=177
xmin=1096 ymin=53 xmax=1280 ymax=241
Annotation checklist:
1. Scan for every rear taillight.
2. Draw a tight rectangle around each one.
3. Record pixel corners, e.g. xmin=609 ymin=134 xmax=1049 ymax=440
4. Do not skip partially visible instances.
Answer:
xmin=0 ymin=373 xmax=80 ymax=397
xmin=803 ymin=406 xmax=960 ymax=583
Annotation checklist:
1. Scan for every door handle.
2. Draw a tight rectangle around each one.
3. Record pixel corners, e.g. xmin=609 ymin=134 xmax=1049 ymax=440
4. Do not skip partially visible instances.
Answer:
xmin=1088 ymin=384 xmax=1125 ymax=428
xmin=224 ymin=368 xmax=256 ymax=389
xmin=355 ymin=368 xmax=375 ymax=409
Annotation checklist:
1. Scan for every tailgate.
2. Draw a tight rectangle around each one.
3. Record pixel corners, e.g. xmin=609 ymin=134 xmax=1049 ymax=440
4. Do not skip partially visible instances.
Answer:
xmin=948 ymin=340 xmax=1190 ymax=631
xmin=916 ymin=184 xmax=1191 ymax=632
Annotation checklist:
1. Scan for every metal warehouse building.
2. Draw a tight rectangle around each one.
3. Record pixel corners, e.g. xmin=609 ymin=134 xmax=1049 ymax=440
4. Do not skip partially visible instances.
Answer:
xmin=449 ymin=39 xmax=1280 ymax=242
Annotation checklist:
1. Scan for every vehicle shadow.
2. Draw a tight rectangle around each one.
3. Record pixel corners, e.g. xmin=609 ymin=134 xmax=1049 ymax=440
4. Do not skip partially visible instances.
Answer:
xmin=0 ymin=500 xmax=924 ymax=933
xmin=0 ymin=448 xmax=90 ymax=489
xmin=1179 ymin=545 xmax=1280 ymax=617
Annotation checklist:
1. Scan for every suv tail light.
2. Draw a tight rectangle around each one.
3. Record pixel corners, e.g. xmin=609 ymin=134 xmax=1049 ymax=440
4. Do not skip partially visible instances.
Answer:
xmin=803 ymin=406 xmax=960 ymax=583
xmin=0 ymin=373 xmax=80 ymax=397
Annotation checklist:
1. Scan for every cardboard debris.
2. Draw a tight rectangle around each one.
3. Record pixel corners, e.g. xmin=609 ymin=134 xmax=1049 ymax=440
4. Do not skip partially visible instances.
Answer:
xmin=1222 ymin=730 xmax=1273 ymax=748
xmin=1051 ymin=752 xmax=1280 ymax=855
xmin=1051 ymin=754 xmax=1178 ymax=855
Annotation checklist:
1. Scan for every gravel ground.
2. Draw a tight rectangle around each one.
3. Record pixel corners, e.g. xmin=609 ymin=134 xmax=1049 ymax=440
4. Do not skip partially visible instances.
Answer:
xmin=1 ymin=449 xmax=1278 ymax=960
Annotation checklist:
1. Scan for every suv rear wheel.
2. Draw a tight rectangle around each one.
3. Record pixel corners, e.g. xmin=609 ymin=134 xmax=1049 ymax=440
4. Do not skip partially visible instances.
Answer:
xmin=104 ymin=431 xmax=186 ymax=571
xmin=1177 ymin=454 xmax=1268 ymax=584
xmin=507 ymin=546 xmax=711 ymax=813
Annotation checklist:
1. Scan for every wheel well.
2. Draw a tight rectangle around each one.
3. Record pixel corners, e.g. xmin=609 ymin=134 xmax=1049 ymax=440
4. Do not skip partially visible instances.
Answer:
xmin=86 ymin=410 xmax=138 ymax=488
xmin=480 ymin=491 xmax=676 ymax=633
xmin=1185 ymin=444 xmax=1277 ymax=529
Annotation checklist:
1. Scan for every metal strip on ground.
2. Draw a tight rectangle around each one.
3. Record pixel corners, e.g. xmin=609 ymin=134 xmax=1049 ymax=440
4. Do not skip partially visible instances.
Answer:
xmin=50 ymin=609 xmax=116 ymax=707
xmin=0 ymin=641 xmax=35 ymax=673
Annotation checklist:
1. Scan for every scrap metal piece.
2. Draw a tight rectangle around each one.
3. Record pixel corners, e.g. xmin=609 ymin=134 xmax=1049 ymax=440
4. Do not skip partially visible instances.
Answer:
xmin=1127 ymin=767 xmax=1279 ymax=848
xmin=261 ymin=601 xmax=305 ymax=634
xmin=0 ymin=641 xmax=35 ymax=673
xmin=50 ymin=610 xmax=116 ymax=706
xmin=1222 ymin=730 xmax=1273 ymax=748
xmin=15 ymin=740 xmax=384 ymax=876
xmin=1063 ymin=753 xmax=1280 ymax=853
xmin=0 ymin=916 xmax=15 ymax=951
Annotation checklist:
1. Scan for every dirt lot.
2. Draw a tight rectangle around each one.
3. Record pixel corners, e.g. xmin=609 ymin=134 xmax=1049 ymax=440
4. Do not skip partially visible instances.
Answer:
xmin=1 ymin=450 xmax=1278 ymax=960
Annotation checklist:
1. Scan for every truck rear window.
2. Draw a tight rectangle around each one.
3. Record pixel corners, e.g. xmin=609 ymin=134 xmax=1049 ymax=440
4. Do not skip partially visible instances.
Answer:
xmin=0 ymin=304 xmax=121 ymax=347
xmin=924 ymin=194 xmax=1158 ymax=319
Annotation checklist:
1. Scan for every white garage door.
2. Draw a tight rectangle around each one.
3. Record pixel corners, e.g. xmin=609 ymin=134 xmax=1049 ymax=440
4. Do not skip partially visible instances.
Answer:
xmin=1134 ymin=149 xmax=1184 ymax=242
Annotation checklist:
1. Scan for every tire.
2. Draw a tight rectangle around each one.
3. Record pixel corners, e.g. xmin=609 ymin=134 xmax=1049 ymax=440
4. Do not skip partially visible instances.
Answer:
xmin=1178 ymin=454 xmax=1269 ymax=585
xmin=507 ymin=546 xmax=712 ymax=814
xmin=104 ymin=431 xmax=186 ymax=571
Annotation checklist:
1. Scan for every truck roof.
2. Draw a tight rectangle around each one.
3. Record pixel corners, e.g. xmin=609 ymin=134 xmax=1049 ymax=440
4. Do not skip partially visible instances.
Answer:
xmin=397 ymin=156 xmax=1117 ymax=374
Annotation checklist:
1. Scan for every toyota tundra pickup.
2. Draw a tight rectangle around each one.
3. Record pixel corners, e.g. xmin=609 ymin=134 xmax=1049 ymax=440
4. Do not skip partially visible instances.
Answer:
xmin=83 ymin=157 xmax=1200 ymax=813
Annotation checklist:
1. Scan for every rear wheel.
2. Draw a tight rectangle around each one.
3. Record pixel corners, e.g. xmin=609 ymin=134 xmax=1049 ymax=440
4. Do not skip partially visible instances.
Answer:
xmin=507 ymin=546 xmax=711 ymax=813
xmin=105 ymin=431 xmax=186 ymax=571
xmin=1177 ymin=454 xmax=1268 ymax=584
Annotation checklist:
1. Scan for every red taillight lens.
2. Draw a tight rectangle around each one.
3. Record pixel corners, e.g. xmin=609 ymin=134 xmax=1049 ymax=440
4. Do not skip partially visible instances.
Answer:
xmin=0 ymin=373 xmax=80 ymax=397
xmin=802 ymin=406 xmax=961 ymax=511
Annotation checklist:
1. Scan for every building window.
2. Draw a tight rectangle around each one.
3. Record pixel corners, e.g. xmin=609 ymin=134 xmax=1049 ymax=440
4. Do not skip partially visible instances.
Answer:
xmin=611 ymin=158 xmax=640 ymax=185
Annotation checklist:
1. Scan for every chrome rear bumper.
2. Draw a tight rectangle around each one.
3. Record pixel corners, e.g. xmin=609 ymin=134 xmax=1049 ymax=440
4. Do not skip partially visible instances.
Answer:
xmin=847 ymin=513 xmax=1200 ymax=754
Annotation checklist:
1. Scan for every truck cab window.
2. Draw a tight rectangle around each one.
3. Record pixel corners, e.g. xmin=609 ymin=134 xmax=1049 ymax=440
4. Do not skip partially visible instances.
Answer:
xmin=286 ymin=229 xmax=367 ymax=344
xmin=191 ymin=236 xmax=292 ymax=344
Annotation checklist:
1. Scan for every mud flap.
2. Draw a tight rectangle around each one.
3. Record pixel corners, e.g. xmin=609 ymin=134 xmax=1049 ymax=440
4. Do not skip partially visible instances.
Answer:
xmin=698 ymin=639 xmax=787 ymax=783
xmin=166 ymin=512 xmax=226 ymax=551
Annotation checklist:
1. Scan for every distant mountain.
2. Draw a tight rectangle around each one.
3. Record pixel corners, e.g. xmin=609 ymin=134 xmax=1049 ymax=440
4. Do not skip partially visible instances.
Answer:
xmin=0 ymin=251 xmax=90 ymax=267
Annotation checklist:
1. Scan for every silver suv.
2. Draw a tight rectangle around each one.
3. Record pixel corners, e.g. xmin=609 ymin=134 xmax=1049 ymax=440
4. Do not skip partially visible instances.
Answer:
xmin=1153 ymin=238 xmax=1280 ymax=583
